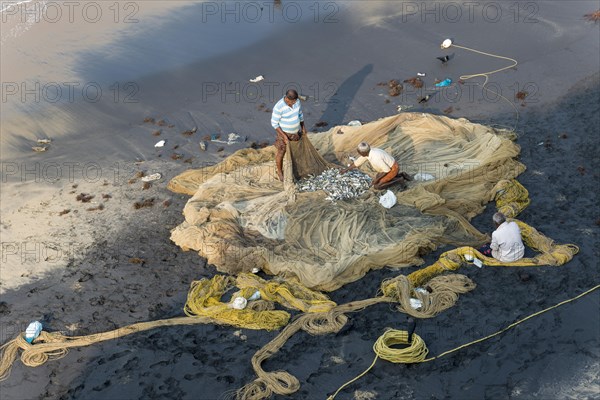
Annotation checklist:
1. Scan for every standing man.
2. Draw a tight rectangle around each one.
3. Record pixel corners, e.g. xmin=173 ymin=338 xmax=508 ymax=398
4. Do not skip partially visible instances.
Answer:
xmin=271 ymin=89 xmax=307 ymax=181
xmin=342 ymin=142 xmax=411 ymax=190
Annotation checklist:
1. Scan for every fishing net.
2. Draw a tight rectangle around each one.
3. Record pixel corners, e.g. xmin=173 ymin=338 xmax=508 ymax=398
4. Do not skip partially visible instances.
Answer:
xmin=168 ymin=113 xmax=524 ymax=291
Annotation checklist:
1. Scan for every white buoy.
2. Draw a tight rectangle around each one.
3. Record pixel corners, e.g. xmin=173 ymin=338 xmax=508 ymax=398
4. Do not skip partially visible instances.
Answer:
xmin=441 ymin=38 xmax=453 ymax=49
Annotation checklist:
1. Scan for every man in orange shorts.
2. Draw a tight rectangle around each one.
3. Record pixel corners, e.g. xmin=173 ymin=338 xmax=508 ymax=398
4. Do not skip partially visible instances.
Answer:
xmin=342 ymin=142 xmax=411 ymax=190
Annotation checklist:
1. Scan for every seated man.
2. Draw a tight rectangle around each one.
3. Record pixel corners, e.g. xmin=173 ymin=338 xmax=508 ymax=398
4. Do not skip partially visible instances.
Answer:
xmin=342 ymin=142 xmax=411 ymax=190
xmin=479 ymin=212 xmax=525 ymax=262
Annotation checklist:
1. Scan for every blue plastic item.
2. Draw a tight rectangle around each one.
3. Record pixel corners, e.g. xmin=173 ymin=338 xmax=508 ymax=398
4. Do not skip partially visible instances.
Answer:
xmin=435 ymin=78 xmax=452 ymax=87
xmin=25 ymin=321 xmax=43 ymax=343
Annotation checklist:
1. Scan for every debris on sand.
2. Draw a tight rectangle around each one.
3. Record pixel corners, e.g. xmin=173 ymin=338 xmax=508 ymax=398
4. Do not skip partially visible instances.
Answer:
xmin=133 ymin=198 xmax=155 ymax=209
xmin=58 ymin=209 xmax=71 ymax=216
xmin=171 ymin=153 xmax=183 ymax=160
xmin=435 ymin=78 xmax=452 ymax=87
xmin=142 ymin=182 xmax=151 ymax=190
xmin=143 ymin=117 xmax=155 ymax=124
xmin=199 ymin=141 xmax=207 ymax=151
xmin=403 ymin=76 xmax=424 ymax=88
xmin=155 ymin=140 xmax=166 ymax=148
xmin=388 ymin=79 xmax=403 ymax=96
xmin=129 ymin=257 xmax=145 ymax=264
xmin=443 ymin=106 xmax=454 ymax=114
xmin=135 ymin=171 xmax=145 ymax=178
xmin=315 ymin=121 xmax=328 ymax=128
xmin=141 ymin=173 xmax=162 ymax=182
xmin=354 ymin=390 xmax=378 ymax=400
xmin=182 ymin=127 xmax=197 ymax=136
xmin=584 ymin=10 xmax=600 ymax=22
xmin=162 ymin=199 xmax=171 ymax=207
xmin=102 ymin=194 xmax=112 ymax=200
xmin=32 ymin=146 xmax=47 ymax=152
xmin=76 ymin=193 xmax=94 ymax=203
xmin=156 ymin=119 xmax=167 ymax=127
xmin=516 ymin=91 xmax=528 ymax=101
xmin=152 ymin=130 xmax=161 ymax=136
xmin=86 ymin=204 xmax=104 ymax=212
xmin=37 ymin=138 xmax=51 ymax=144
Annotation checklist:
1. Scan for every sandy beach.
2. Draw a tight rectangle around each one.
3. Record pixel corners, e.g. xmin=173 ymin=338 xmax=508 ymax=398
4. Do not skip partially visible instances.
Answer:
xmin=1 ymin=1 xmax=599 ymax=399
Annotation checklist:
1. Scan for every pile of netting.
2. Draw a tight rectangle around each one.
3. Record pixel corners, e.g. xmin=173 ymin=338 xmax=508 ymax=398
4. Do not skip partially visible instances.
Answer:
xmin=168 ymin=113 xmax=525 ymax=291
xmin=0 ymin=114 xmax=582 ymax=400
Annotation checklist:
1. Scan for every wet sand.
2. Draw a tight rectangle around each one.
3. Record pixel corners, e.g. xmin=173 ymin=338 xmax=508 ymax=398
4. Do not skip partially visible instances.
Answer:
xmin=1 ymin=2 xmax=599 ymax=399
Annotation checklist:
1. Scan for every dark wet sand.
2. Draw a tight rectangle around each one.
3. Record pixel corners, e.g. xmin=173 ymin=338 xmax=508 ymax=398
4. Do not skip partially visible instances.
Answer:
xmin=1 ymin=2 xmax=599 ymax=399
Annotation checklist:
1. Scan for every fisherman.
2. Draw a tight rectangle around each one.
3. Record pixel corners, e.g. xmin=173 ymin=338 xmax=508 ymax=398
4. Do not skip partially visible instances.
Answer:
xmin=479 ymin=212 xmax=525 ymax=262
xmin=271 ymin=89 xmax=307 ymax=181
xmin=342 ymin=142 xmax=411 ymax=190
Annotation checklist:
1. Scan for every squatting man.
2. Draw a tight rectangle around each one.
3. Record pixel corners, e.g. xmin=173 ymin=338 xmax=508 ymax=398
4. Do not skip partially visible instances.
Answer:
xmin=479 ymin=212 xmax=525 ymax=262
xmin=342 ymin=142 xmax=412 ymax=190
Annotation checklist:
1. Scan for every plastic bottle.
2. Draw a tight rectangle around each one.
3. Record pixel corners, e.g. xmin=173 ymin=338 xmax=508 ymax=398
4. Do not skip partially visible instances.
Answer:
xmin=25 ymin=321 xmax=43 ymax=344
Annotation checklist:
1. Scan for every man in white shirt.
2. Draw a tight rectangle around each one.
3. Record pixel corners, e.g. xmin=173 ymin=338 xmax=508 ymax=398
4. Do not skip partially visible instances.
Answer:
xmin=479 ymin=212 xmax=525 ymax=262
xmin=342 ymin=142 xmax=411 ymax=190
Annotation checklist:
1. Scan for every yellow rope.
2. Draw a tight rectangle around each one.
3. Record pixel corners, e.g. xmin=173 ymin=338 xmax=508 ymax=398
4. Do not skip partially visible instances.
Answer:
xmin=328 ymin=284 xmax=600 ymax=399
xmin=451 ymin=43 xmax=520 ymax=129
xmin=327 ymin=330 xmax=429 ymax=400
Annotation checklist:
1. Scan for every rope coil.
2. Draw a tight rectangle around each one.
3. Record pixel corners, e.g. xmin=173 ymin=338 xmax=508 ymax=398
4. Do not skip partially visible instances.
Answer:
xmin=327 ymin=284 xmax=600 ymax=399
xmin=452 ymin=43 xmax=520 ymax=129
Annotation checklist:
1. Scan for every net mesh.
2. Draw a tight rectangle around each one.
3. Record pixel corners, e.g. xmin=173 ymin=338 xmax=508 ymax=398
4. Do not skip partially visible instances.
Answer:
xmin=168 ymin=113 xmax=525 ymax=291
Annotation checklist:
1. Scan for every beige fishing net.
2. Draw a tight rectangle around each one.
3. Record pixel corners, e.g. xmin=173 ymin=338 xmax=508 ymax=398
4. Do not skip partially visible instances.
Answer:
xmin=168 ymin=113 xmax=524 ymax=291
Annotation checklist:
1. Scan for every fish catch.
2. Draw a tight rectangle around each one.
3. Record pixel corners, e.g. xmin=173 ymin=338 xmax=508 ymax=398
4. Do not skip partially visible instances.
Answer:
xmin=297 ymin=168 xmax=372 ymax=202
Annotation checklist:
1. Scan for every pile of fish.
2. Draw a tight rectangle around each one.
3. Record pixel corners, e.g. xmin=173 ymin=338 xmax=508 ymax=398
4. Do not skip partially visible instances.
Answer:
xmin=297 ymin=168 xmax=372 ymax=202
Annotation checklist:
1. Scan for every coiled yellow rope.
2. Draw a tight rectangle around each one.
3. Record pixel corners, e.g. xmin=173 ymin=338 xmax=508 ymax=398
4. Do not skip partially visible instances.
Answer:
xmin=328 ymin=284 xmax=600 ymax=399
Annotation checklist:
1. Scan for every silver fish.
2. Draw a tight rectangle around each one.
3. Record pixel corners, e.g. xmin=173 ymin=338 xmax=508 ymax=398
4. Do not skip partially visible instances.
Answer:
xmin=297 ymin=168 xmax=371 ymax=202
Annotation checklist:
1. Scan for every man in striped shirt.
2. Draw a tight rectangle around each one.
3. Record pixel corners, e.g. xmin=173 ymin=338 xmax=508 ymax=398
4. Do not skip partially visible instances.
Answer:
xmin=271 ymin=89 xmax=307 ymax=181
